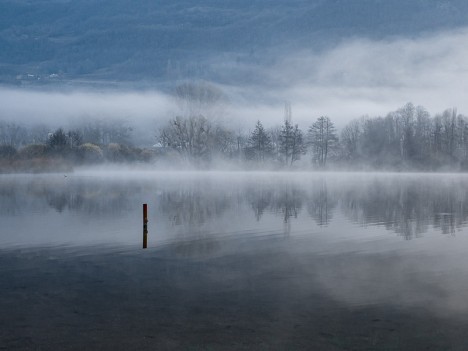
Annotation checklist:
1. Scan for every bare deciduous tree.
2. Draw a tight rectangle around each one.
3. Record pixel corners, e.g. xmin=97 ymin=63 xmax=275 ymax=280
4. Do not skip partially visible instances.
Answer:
xmin=160 ymin=115 xmax=213 ymax=161
xmin=308 ymin=116 xmax=337 ymax=166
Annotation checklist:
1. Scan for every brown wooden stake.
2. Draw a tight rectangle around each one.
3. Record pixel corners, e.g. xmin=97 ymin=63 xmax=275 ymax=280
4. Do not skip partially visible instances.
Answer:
xmin=143 ymin=203 xmax=148 ymax=249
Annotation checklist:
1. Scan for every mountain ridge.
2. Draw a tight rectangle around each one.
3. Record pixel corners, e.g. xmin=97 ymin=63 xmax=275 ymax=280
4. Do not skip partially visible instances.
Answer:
xmin=1 ymin=0 xmax=468 ymax=86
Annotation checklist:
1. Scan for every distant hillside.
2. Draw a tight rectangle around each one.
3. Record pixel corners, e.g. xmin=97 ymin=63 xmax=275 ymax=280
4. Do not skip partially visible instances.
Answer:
xmin=1 ymin=0 xmax=468 ymax=86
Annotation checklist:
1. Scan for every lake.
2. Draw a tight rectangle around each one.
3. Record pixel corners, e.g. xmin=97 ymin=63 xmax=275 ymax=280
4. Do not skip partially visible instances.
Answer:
xmin=2 ymin=171 xmax=468 ymax=350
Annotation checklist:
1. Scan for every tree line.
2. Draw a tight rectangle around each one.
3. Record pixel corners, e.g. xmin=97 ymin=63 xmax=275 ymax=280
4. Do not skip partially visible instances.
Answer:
xmin=2 ymin=83 xmax=468 ymax=171
xmin=158 ymin=100 xmax=468 ymax=170
xmin=0 ymin=123 xmax=153 ymax=172
xmin=340 ymin=103 xmax=468 ymax=169
xmin=158 ymin=114 xmax=338 ymax=167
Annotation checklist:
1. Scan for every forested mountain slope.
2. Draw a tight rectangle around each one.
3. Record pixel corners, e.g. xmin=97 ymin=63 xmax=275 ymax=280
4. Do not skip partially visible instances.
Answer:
xmin=1 ymin=0 xmax=468 ymax=85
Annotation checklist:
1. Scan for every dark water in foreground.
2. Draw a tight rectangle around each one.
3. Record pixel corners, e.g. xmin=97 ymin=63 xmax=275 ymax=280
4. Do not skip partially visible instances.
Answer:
xmin=2 ymin=171 xmax=468 ymax=350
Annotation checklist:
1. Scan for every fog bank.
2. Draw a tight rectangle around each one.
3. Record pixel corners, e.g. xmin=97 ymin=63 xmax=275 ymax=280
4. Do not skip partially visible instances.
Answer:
xmin=1 ymin=27 xmax=468 ymax=130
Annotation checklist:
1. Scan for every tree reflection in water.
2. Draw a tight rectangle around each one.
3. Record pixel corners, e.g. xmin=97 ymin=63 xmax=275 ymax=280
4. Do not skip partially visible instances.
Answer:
xmin=2 ymin=174 xmax=468 ymax=239
xmin=307 ymin=180 xmax=337 ymax=226
xmin=0 ymin=178 xmax=137 ymax=217
xmin=159 ymin=187 xmax=231 ymax=226
xmin=246 ymin=184 xmax=273 ymax=221
xmin=268 ymin=182 xmax=304 ymax=223
xmin=340 ymin=177 xmax=468 ymax=239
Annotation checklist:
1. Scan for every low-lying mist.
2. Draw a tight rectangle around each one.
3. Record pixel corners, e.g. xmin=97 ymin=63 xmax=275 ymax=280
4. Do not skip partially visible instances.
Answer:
xmin=2 ymin=27 xmax=468 ymax=172
xmin=3 ymin=27 xmax=468 ymax=127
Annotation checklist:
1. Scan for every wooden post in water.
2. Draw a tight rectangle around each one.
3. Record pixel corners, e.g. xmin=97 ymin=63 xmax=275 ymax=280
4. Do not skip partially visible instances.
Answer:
xmin=143 ymin=203 xmax=148 ymax=249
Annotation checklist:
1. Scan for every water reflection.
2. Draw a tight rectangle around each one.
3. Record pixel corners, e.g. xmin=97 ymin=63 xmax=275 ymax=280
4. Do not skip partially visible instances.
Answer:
xmin=340 ymin=177 xmax=468 ymax=239
xmin=270 ymin=183 xmax=304 ymax=224
xmin=4 ymin=175 xmax=468 ymax=350
xmin=246 ymin=185 xmax=273 ymax=221
xmin=307 ymin=181 xmax=337 ymax=226
xmin=0 ymin=177 xmax=138 ymax=217
xmin=169 ymin=238 xmax=222 ymax=259
xmin=2 ymin=174 xmax=468 ymax=244
xmin=159 ymin=185 xmax=232 ymax=226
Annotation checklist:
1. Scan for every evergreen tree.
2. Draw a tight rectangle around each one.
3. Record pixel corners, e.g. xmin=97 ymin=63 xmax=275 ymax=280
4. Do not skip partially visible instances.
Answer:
xmin=47 ymin=128 xmax=68 ymax=151
xmin=279 ymin=120 xmax=305 ymax=166
xmin=246 ymin=121 xmax=273 ymax=162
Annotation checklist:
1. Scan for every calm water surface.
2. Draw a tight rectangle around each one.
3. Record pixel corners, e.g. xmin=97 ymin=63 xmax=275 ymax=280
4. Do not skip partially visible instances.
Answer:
xmin=2 ymin=171 xmax=468 ymax=350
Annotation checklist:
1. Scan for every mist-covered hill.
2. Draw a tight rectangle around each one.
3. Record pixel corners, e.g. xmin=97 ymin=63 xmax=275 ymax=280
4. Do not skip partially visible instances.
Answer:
xmin=2 ymin=0 xmax=468 ymax=86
